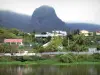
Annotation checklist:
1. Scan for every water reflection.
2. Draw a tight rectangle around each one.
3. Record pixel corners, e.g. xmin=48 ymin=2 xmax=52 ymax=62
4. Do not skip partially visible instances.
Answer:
xmin=0 ymin=64 xmax=100 ymax=75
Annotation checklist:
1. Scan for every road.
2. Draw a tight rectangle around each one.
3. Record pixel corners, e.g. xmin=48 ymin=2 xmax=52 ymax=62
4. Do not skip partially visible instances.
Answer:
xmin=0 ymin=51 xmax=100 ymax=56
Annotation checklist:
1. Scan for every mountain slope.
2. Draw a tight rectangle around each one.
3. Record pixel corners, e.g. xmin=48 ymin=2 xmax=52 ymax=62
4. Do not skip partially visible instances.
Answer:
xmin=0 ymin=10 xmax=31 ymax=32
xmin=66 ymin=23 xmax=100 ymax=31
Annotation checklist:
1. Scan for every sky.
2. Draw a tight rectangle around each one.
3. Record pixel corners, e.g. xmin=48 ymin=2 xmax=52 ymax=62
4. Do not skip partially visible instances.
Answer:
xmin=0 ymin=0 xmax=100 ymax=25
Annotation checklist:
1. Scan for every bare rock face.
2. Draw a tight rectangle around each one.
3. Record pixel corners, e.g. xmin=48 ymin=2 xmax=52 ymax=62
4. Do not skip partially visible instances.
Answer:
xmin=30 ymin=5 xmax=67 ymax=32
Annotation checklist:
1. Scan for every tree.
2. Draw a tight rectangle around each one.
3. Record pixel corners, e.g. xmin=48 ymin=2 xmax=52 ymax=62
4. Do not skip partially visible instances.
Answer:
xmin=0 ymin=44 xmax=5 ymax=53
xmin=10 ymin=28 xmax=20 ymax=36
xmin=41 ymin=32 xmax=46 ymax=34
xmin=73 ymin=29 xmax=80 ymax=35
xmin=45 ymin=36 xmax=63 ymax=52
xmin=62 ymin=34 xmax=89 ymax=52
xmin=23 ymin=33 xmax=32 ymax=44
xmin=31 ymin=32 xmax=35 ymax=42
xmin=0 ymin=28 xmax=18 ymax=42
xmin=9 ymin=44 xmax=18 ymax=55
xmin=97 ymin=45 xmax=100 ymax=50
xmin=0 ymin=43 xmax=18 ymax=54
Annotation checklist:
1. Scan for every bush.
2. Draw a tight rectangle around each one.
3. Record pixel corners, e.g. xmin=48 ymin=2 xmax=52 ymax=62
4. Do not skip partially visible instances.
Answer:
xmin=57 ymin=54 xmax=76 ymax=63
xmin=13 ymin=56 xmax=44 ymax=61
xmin=76 ymin=54 xmax=93 ymax=62
xmin=56 ymin=54 xmax=94 ymax=63
xmin=0 ymin=56 xmax=13 ymax=62
xmin=92 ymin=53 xmax=100 ymax=61
xmin=38 ymin=47 xmax=46 ymax=53
xmin=33 ymin=46 xmax=46 ymax=53
xmin=24 ymin=56 xmax=44 ymax=61
xmin=80 ymin=45 xmax=88 ymax=51
xmin=97 ymin=45 xmax=100 ymax=50
xmin=0 ymin=56 xmax=45 ymax=62
xmin=13 ymin=56 xmax=26 ymax=62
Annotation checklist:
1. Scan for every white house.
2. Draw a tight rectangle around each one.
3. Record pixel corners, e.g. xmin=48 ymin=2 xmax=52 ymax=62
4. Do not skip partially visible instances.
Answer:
xmin=35 ymin=30 xmax=67 ymax=38
xmin=80 ymin=30 xmax=89 ymax=36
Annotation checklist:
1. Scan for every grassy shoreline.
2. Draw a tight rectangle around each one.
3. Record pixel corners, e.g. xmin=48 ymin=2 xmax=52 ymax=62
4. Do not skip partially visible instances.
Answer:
xmin=0 ymin=60 xmax=100 ymax=66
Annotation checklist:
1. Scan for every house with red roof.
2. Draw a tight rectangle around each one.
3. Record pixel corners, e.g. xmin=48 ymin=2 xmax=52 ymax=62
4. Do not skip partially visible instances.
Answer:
xmin=96 ymin=31 xmax=100 ymax=35
xmin=4 ymin=39 xmax=23 ymax=45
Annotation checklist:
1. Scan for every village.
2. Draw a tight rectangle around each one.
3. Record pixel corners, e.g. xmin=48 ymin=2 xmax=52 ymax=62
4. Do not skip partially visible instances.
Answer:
xmin=0 ymin=28 xmax=100 ymax=57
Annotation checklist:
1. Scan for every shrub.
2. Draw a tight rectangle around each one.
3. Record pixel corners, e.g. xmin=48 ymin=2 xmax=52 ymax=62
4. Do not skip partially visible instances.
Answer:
xmin=97 ymin=45 xmax=100 ymax=50
xmin=76 ymin=54 xmax=95 ymax=62
xmin=77 ymin=54 xmax=90 ymax=62
xmin=57 ymin=54 xmax=75 ymax=63
xmin=13 ymin=56 xmax=26 ymax=62
xmin=0 ymin=56 xmax=13 ymax=62
xmin=56 ymin=54 xmax=94 ymax=62
xmin=92 ymin=53 xmax=100 ymax=61
xmin=14 ymin=56 xmax=44 ymax=61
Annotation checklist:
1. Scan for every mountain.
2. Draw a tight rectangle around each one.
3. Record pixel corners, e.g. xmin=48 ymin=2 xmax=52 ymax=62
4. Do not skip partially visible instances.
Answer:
xmin=0 ymin=6 xmax=100 ymax=32
xmin=30 ymin=5 xmax=67 ymax=32
xmin=0 ymin=10 xmax=31 ymax=32
xmin=66 ymin=23 xmax=100 ymax=31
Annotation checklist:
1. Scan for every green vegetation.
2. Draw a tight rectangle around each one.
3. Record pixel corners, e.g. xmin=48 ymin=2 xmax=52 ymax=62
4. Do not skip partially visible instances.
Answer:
xmin=0 ymin=44 xmax=18 ymax=54
xmin=42 ymin=36 xmax=63 ymax=52
xmin=0 ymin=59 xmax=100 ymax=66
xmin=0 ymin=27 xmax=36 ymax=53
xmin=0 ymin=27 xmax=100 ymax=53
xmin=56 ymin=53 xmax=100 ymax=63
xmin=0 ymin=53 xmax=100 ymax=65
xmin=63 ymin=34 xmax=93 ymax=52
xmin=0 ymin=27 xmax=100 ymax=65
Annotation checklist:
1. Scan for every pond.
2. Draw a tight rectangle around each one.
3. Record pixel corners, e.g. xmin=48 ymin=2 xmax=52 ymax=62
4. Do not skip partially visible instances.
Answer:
xmin=0 ymin=64 xmax=100 ymax=75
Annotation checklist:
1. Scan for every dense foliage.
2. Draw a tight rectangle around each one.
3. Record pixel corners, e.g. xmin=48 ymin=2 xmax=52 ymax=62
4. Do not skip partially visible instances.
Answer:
xmin=62 ymin=32 xmax=100 ymax=52
xmin=0 ymin=26 xmax=100 ymax=64
xmin=56 ymin=53 xmax=100 ymax=63
xmin=0 ymin=27 xmax=36 ymax=53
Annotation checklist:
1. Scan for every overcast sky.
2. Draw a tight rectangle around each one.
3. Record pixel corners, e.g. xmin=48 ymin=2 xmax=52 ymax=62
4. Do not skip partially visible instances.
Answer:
xmin=0 ymin=0 xmax=100 ymax=25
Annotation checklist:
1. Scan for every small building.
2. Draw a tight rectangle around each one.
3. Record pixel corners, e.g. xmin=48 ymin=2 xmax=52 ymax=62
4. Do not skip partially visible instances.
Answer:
xmin=88 ymin=48 xmax=97 ymax=52
xmin=96 ymin=31 xmax=100 ymax=35
xmin=35 ymin=30 xmax=67 ymax=38
xmin=80 ymin=30 xmax=89 ymax=36
xmin=52 ymin=30 xmax=67 ymax=36
xmin=35 ymin=34 xmax=49 ymax=38
xmin=4 ymin=39 xmax=23 ymax=46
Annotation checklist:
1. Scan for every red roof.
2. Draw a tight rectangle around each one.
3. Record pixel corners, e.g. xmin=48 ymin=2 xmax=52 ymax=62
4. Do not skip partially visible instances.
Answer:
xmin=4 ymin=39 xmax=23 ymax=43
xmin=96 ymin=31 xmax=100 ymax=33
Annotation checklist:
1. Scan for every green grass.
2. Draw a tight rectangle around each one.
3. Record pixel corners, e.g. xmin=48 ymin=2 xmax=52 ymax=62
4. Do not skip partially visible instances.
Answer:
xmin=0 ymin=60 xmax=100 ymax=66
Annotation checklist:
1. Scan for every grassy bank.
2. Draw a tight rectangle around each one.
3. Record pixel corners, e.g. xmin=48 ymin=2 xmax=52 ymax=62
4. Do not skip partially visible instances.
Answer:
xmin=1 ymin=53 xmax=100 ymax=65
xmin=0 ymin=60 xmax=100 ymax=66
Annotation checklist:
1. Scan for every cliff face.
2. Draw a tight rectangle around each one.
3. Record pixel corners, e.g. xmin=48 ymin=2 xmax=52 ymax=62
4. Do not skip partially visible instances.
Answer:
xmin=30 ymin=5 xmax=67 ymax=32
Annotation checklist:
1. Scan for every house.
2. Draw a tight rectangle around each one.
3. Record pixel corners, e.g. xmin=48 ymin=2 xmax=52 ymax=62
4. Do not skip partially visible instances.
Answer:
xmin=35 ymin=30 xmax=67 ymax=38
xmin=52 ymin=30 xmax=67 ymax=36
xmin=80 ymin=30 xmax=89 ymax=36
xmin=4 ymin=39 xmax=23 ymax=46
xmin=96 ymin=31 xmax=100 ymax=35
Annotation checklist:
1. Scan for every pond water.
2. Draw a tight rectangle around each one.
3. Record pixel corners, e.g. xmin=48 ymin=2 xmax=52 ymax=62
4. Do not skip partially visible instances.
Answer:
xmin=0 ymin=64 xmax=100 ymax=75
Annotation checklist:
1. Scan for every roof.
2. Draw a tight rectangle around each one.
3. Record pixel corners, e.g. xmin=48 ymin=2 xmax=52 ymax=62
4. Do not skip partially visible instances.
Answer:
xmin=80 ymin=30 xmax=89 ymax=33
xmin=4 ymin=39 xmax=23 ymax=43
xmin=96 ymin=31 xmax=100 ymax=33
